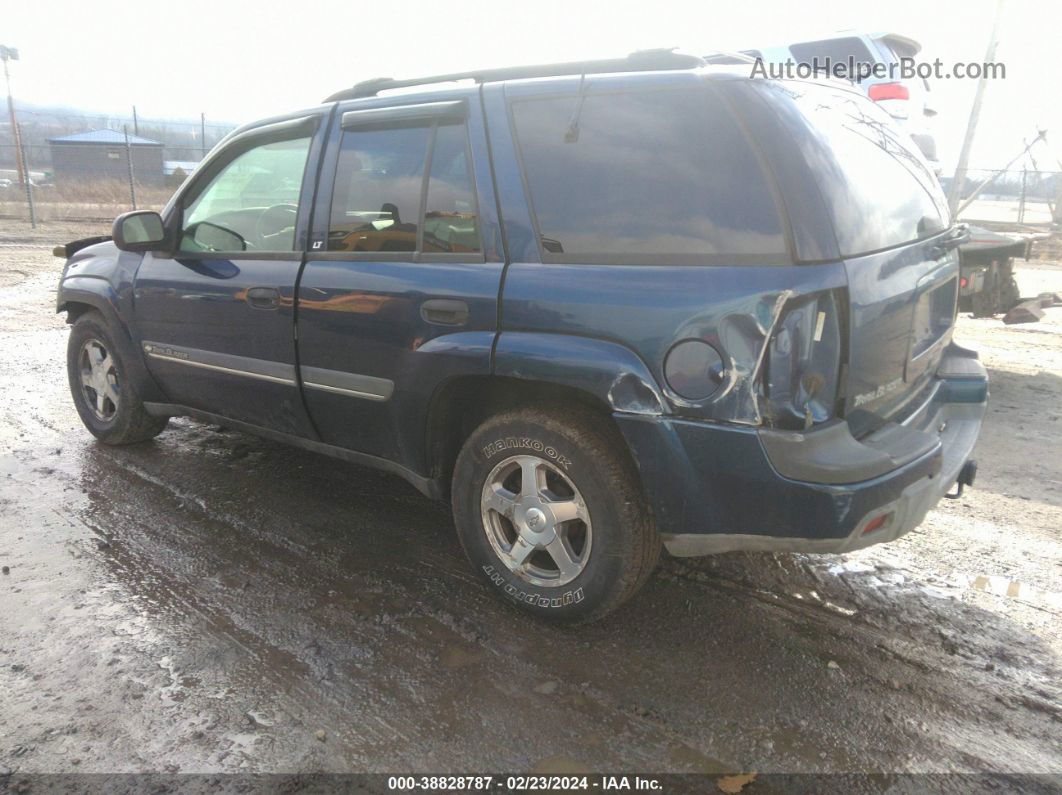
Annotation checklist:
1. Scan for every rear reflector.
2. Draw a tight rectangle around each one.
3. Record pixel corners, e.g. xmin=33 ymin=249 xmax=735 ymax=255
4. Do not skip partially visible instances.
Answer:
xmin=861 ymin=513 xmax=893 ymax=535
xmin=868 ymin=82 xmax=910 ymax=101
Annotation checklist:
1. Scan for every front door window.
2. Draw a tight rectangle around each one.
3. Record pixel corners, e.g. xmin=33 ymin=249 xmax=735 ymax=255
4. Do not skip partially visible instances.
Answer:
xmin=180 ymin=136 xmax=312 ymax=254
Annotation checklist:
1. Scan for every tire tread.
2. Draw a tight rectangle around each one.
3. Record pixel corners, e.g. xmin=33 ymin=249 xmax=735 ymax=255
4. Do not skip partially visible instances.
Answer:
xmin=67 ymin=311 xmax=168 ymax=445
xmin=453 ymin=404 xmax=659 ymax=622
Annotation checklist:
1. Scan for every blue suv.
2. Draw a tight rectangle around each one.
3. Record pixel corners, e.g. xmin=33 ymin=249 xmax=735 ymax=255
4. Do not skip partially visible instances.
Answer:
xmin=56 ymin=51 xmax=986 ymax=621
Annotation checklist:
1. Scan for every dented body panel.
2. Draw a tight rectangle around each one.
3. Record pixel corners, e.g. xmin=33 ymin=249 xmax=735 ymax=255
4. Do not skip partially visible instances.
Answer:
xmin=496 ymin=262 xmax=845 ymax=424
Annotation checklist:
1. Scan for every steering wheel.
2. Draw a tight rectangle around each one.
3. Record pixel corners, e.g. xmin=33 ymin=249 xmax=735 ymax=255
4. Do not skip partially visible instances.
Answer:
xmin=255 ymin=203 xmax=299 ymax=246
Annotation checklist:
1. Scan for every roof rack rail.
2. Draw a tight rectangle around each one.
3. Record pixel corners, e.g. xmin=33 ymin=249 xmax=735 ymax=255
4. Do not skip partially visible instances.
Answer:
xmin=702 ymin=50 xmax=758 ymax=65
xmin=324 ymin=48 xmax=705 ymax=102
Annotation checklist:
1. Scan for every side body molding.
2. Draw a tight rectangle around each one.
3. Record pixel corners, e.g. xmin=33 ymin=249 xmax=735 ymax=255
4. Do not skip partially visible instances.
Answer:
xmin=492 ymin=332 xmax=667 ymax=415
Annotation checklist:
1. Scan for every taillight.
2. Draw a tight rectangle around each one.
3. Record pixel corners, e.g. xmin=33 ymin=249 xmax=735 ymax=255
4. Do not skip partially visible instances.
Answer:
xmin=764 ymin=291 xmax=843 ymax=430
xmin=868 ymin=82 xmax=910 ymax=101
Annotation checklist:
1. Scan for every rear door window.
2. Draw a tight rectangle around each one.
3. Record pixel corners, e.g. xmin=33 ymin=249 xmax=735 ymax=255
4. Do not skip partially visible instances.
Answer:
xmin=327 ymin=121 xmax=481 ymax=254
xmin=762 ymin=81 xmax=948 ymax=256
xmin=510 ymin=87 xmax=788 ymax=264
xmin=328 ymin=126 xmax=429 ymax=253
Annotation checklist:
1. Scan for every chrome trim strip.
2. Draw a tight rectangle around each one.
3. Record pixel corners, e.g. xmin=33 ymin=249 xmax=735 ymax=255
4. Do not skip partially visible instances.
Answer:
xmin=146 ymin=353 xmax=296 ymax=385
xmin=302 ymin=381 xmax=389 ymax=401
xmin=141 ymin=342 xmax=394 ymax=402
xmin=300 ymin=365 xmax=394 ymax=402
xmin=141 ymin=342 xmax=297 ymax=386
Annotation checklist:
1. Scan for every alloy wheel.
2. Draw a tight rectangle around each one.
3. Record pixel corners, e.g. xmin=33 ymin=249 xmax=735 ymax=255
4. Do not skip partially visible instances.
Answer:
xmin=78 ymin=338 xmax=119 ymax=422
xmin=480 ymin=454 xmax=592 ymax=587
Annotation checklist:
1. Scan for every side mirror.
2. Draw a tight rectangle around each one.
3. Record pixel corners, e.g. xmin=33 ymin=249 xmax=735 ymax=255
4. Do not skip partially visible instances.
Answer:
xmin=112 ymin=211 xmax=168 ymax=252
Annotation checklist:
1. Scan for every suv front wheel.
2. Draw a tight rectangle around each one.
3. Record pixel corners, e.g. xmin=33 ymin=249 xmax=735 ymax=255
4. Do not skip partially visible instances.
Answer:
xmin=452 ymin=407 xmax=659 ymax=622
xmin=66 ymin=311 xmax=169 ymax=445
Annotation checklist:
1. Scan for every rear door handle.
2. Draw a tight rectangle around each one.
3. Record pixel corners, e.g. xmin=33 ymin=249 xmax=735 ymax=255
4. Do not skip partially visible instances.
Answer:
xmin=421 ymin=298 xmax=469 ymax=326
xmin=246 ymin=286 xmax=280 ymax=310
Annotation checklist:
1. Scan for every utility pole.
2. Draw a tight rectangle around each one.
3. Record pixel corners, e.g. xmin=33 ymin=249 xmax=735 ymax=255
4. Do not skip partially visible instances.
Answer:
xmin=1 ymin=44 xmax=26 ymax=187
xmin=1018 ymin=167 xmax=1027 ymax=223
xmin=124 ymin=125 xmax=137 ymax=210
xmin=19 ymin=123 xmax=34 ymax=228
xmin=132 ymin=105 xmax=139 ymax=135
xmin=200 ymin=112 xmax=206 ymax=158
xmin=947 ymin=0 xmax=1004 ymax=217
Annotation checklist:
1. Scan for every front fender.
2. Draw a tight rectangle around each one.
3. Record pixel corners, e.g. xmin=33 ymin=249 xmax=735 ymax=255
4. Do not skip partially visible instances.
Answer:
xmin=492 ymin=331 xmax=666 ymax=415
xmin=57 ymin=275 xmax=167 ymax=403
xmin=58 ymin=275 xmax=124 ymax=330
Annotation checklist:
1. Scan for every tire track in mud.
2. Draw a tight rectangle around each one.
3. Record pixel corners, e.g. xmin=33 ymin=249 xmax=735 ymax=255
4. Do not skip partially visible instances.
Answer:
xmin=8 ymin=418 xmax=1062 ymax=772
xmin=77 ymin=430 xmax=832 ymax=770
xmin=24 ymin=433 xmax=738 ymax=772
xmin=10 ymin=423 xmax=1061 ymax=773
xmin=133 ymin=449 xmax=735 ymax=770
xmin=8 ymin=448 xmax=410 ymax=766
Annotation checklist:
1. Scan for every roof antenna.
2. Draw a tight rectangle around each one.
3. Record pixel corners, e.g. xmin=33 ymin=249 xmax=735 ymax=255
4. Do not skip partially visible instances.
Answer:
xmin=564 ymin=73 xmax=588 ymax=143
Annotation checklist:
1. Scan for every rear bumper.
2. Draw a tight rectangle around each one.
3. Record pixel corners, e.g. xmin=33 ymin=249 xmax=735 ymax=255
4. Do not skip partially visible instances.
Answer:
xmin=617 ymin=345 xmax=987 ymax=556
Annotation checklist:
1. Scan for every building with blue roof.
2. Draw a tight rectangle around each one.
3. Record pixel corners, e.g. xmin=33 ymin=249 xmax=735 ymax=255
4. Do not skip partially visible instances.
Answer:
xmin=47 ymin=129 xmax=165 ymax=188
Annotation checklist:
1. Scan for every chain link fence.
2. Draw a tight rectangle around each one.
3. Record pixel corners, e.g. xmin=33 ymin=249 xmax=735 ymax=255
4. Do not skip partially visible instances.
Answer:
xmin=950 ymin=168 xmax=1062 ymax=226
xmin=0 ymin=111 xmax=236 ymax=227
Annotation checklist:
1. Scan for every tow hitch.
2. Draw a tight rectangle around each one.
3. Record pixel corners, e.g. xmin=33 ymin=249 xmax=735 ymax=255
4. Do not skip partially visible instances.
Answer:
xmin=945 ymin=460 xmax=978 ymax=499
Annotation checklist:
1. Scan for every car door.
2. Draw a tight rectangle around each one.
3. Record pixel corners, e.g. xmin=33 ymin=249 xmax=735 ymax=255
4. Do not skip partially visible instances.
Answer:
xmin=296 ymin=92 xmax=504 ymax=470
xmin=132 ymin=112 xmax=330 ymax=438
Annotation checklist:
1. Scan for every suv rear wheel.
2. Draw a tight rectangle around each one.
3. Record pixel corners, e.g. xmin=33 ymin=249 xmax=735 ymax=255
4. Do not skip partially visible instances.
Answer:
xmin=67 ymin=311 xmax=169 ymax=444
xmin=451 ymin=407 xmax=659 ymax=622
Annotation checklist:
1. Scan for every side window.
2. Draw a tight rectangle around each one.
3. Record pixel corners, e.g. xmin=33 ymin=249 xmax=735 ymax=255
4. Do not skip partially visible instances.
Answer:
xmin=423 ymin=124 xmax=480 ymax=253
xmin=328 ymin=121 xmax=480 ymax=254
xmin=180 ymin=136 xmax=312 ymax=253
xmin=328 ymin=126 xmax=429 ymax=252
xmin=511 ymin=88 xmax=787 ymax=263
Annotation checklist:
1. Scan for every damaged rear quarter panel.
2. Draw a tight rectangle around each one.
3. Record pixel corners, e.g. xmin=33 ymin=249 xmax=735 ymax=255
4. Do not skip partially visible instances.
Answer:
xmin=498 ymin=262 xmax=847 ymax=423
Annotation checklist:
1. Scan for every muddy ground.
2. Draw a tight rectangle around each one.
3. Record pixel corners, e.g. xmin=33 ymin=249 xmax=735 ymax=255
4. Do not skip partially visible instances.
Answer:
xmin=0 ymin=221 xmax=1059 ymax=782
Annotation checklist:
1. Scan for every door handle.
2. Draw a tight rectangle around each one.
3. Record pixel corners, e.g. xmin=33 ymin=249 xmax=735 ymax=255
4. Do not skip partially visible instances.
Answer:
xmin=421 ymin=298 xmax=469 ymax=326
xmin=246 ymin=286 xmax=280 ymax=310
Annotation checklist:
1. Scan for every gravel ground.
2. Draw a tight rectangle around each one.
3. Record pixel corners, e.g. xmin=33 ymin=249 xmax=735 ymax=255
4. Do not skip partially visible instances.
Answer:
xmin=0 ymin=221 xmax=1059 ymax=783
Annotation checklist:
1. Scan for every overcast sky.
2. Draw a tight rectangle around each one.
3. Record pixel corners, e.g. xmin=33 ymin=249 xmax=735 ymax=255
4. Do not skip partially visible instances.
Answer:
xmin=3 ymin=0 xmax=1054 ymax=173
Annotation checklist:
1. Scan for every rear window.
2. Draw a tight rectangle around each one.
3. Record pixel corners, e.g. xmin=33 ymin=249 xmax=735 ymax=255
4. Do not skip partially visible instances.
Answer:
xmin=760 ymin=81 xmax=948 ymax=257
xmin=510 ymin=87 xmax=788 ymax=264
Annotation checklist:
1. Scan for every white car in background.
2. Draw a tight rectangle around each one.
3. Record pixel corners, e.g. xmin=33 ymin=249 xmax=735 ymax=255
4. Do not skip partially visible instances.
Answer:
xmin=707 ymin=32 xmax=940 ymax=171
